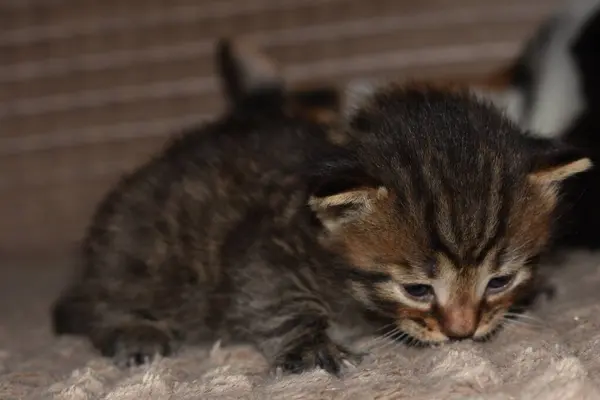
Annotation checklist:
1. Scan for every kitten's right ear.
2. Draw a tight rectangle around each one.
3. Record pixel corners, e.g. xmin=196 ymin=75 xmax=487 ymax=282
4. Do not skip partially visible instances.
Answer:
xmin=308 ymin=158 xmax=388 ymax=232
xmin=216 ymin=37 xmax=284 ymax=110
xmin=528 ymin=147 xmax=592 ymax=185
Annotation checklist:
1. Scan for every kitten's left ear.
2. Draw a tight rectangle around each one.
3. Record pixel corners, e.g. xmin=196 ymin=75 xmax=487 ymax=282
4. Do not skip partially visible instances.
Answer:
xmin=308 ymin=159 xmax=388 ymax=232
xmin=529 ymin=148 xmax=592 ymax=185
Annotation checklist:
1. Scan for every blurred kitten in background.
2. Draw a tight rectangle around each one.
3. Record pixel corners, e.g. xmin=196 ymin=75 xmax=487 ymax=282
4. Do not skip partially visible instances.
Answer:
xmin=475 ymin=0 xmax=600 ymax=250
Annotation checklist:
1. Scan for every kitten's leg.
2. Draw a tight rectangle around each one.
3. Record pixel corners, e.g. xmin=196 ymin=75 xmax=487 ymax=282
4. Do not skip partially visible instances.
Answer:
xmin=90 ymin=316 xmax=182 ymax=367
xmin=52 ymin=286 xmax=183 ymax=367
xmin=262 ymin=314 xmax=362 ymax=376
xmin=227 ymin=266 xmax=362 ymax=375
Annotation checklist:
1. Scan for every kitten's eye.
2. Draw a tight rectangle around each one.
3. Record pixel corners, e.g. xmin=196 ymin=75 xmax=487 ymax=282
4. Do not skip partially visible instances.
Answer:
xmin=486 ymin=274 xmax=515 ymax=293
xmin=403 ymin=284 xmax=434 ymax=300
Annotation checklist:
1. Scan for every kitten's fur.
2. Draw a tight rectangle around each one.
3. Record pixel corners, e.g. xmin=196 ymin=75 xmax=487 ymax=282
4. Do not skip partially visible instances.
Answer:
xmin=52 ymin=70 xmax=590 ymax=374
xmin=475 ymin=0 xmax=600 ymax=250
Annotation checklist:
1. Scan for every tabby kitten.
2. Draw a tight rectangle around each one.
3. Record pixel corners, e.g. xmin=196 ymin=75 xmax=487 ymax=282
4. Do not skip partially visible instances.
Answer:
xmin=52 ymin=81 xmax=590 ymax=375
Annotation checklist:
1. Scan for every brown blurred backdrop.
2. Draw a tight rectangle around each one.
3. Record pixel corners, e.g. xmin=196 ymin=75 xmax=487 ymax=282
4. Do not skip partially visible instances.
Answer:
xmin=0 ymin=0 xmax=559 ymax=260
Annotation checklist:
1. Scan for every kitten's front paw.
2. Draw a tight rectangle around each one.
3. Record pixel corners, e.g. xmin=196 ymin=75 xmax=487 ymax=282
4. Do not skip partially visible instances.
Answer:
xmin=273 ymin=339 xmax=363 ymax=376
xmin=94 ymin=323 xmax=179 ymax=367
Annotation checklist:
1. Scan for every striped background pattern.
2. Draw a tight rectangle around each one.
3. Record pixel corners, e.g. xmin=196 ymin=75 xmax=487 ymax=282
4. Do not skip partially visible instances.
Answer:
xmin=0 ymin=0 xmax=559 ymax=256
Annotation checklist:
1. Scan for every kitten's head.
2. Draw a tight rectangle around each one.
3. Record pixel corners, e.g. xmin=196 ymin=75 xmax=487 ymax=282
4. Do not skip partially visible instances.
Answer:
xmin=308 ymin=84 xmax=591 ymax=343
xmin=216 ymin=37 xmax=341 ymax=126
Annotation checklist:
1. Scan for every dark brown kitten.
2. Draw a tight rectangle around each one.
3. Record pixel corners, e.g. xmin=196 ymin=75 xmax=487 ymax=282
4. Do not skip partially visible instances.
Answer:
xmin=52 ymin=83 xmax=590 ymax=375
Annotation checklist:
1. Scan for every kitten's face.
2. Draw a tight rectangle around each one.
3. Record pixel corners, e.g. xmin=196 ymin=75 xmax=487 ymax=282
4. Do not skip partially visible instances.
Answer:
xmin=316 ymin=182 xmax=552 ymax=344
xmin=309 ymin=86 xmax=591 ymax=344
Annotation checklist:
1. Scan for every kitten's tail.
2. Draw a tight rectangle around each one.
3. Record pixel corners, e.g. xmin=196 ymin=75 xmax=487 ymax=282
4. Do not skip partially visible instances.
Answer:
xmin=216 ymin=37 xmax=286 ymax=114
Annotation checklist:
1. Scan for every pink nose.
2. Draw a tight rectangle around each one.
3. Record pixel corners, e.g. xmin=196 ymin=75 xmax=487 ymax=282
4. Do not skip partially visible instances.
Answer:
xmin=441 ymin=307 xmax=477 ymax=339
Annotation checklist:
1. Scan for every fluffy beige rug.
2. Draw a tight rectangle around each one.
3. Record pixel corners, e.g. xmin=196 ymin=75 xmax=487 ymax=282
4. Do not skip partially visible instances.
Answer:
xmin=2 ymin=250 xmax=600 ymax=400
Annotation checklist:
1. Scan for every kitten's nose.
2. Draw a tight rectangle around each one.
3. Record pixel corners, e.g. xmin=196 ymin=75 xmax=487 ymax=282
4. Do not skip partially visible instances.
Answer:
xmin=441 ymin=307 xmax=477 ymax=339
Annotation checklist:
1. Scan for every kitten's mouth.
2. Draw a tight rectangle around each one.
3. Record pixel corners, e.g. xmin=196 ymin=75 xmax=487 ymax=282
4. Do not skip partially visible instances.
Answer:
xmin=386 ymin=327 xmax=502 ymax=347
xmin=394 ymin=317 xmax=505 ymax=346
xmin=379 ymin=310 xmax=508 ymax=347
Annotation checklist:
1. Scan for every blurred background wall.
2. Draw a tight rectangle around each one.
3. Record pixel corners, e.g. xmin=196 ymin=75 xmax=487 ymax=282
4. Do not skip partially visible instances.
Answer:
xmin=0 ymin=0 xmax=559 ymax=259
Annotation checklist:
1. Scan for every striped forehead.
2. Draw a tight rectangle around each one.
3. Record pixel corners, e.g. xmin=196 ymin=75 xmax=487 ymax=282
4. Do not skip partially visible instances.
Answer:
xmin=431 ymin=252 xmax=497 ymax=305
xmin=397 ymin=149 xmax=511 ymax=270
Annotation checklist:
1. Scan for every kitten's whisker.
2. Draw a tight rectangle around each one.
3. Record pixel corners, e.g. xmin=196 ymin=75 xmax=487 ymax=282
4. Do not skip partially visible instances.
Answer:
xmin=503 ymin=313 xmax=546 ymax=328
xmin=502 ymin=314 xmax=538 ymax=324
xmin=504 ymin=312 xmax=545 ymax=324
xmin=376 ymin=332 xmax=407 ymax=352
xmin=502 ymin=323 xmax=538 ymax=334
xmin=393 ymin=332 xmax=407 ymax=343
xmin=382 ymin=327 xmax=403 ymax=340
xmin=363 ymin=327 xmax=400 ymax=350
xmin=503 ymin=318 xmax=543 ymax=328
xmin=501 ymin=317 xmax=542 ymax=333
xmin=377 ymin=328 xmax=403 ymax=344
xmin=366 ymin=328 xmax=408 ymax=352
xmin=374 ymin=323 xmax=395 ymax=333
xmin=502 ymin=318 xmax=536 ymax=328
xmin=363 ymin=335 xmax=389 ymax=351
xmin=371 ymin=338 xmax=399 ymax=353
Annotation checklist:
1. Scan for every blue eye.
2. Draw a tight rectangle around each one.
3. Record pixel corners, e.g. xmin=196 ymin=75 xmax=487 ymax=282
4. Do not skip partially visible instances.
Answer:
xmin=403 ymin=284 xmax=433 ymax=299
xmin=487 ymin=275 xmax=514 ymax=292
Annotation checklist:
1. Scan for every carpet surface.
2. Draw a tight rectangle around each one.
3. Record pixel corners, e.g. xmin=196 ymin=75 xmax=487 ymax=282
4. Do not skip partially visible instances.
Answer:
xmin=1 ymin=250 xmax=600 ymax=400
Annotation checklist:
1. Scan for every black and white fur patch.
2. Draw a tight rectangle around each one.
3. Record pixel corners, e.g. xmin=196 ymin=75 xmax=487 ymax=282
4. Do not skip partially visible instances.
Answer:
xmin=484 ymin=0 xmax=600 ymax=139
xmin=478 ymin=0 xmax=600 ymax=250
